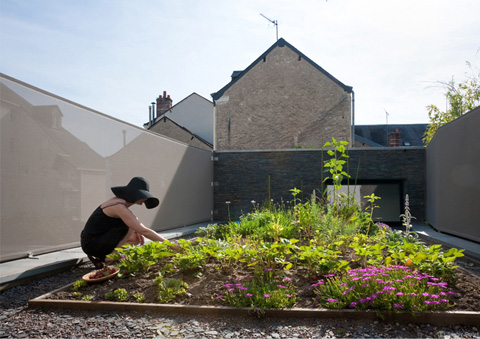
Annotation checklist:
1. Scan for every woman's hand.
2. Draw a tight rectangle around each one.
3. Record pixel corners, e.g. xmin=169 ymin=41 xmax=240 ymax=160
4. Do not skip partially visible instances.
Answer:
xmin=168 ymin=241 xmax=183 ymax=252
xmin=133 ymin=231 xmax=145 ymax=246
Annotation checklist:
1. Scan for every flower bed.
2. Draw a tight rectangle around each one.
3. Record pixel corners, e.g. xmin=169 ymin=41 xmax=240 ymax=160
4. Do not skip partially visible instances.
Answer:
xmin=33 ymin=226 xmax=480 ymax=324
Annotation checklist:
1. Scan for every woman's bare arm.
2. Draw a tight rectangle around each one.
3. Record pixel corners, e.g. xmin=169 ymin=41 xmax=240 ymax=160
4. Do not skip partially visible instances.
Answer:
xmin=111 ymin=204 xmax=167 ymax=242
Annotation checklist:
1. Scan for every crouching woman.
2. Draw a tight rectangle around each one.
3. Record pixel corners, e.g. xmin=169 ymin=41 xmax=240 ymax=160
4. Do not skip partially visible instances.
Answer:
xmin=81 ymin=177 xmax=168 ymax=268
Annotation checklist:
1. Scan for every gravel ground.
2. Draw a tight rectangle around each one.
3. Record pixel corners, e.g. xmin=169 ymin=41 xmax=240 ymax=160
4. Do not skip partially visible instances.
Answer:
xmin=1 ymin=262 xmax=480 ymax=339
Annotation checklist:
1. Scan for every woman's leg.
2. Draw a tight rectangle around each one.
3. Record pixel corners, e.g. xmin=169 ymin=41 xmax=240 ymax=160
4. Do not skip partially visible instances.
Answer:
xmin=117 ymin=229 xmax=142 ymax=247
xmin=105 ymin=229 xmax=142 ymax=262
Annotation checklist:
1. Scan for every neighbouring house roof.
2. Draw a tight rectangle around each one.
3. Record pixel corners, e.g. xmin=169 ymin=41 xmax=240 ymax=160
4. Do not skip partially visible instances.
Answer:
xmin=145 ymin=92 xmax=213 ymax=145
xmin=355 ymin=124 xmax=428 ymax=147
xmin=150 ymin=115 xmax=213 ymax=149
xmin=211 ymin=38 xmax=353 ymax=101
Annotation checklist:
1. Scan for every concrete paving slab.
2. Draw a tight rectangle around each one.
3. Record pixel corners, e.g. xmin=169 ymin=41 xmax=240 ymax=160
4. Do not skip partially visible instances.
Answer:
xmin=412 ymin=222 xmax=480 ymax=262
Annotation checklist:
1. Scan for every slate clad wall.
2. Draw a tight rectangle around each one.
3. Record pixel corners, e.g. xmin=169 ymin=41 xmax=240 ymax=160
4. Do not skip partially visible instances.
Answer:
xmin=213 ymin=148 xmax=425 ymax=223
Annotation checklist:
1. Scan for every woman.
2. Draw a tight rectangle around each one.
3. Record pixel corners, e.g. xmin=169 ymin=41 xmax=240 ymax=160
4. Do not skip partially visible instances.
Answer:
xmin=81 ymin=177 xmax=168 ymax=269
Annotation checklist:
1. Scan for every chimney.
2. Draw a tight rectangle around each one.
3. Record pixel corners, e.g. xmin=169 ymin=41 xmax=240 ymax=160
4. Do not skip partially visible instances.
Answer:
xmin=388 ymin=128 xmax=402 ymax=147
xmin=156 ymin=91 xmax=173 ymax=116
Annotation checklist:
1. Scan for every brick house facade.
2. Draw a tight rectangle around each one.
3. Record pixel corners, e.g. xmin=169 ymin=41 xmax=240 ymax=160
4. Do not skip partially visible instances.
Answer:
xmin=211 ymin=38 xmax=353 ymax=150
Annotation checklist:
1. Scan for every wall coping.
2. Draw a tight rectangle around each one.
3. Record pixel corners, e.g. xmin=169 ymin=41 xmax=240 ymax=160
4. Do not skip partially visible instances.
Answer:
xmin=213 ymin=147 xmax=425 ymax=153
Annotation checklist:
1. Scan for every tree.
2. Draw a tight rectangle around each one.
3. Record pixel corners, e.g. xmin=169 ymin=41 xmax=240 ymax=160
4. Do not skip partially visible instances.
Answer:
xmin=423 ymin=62 xmax=480 ymax=146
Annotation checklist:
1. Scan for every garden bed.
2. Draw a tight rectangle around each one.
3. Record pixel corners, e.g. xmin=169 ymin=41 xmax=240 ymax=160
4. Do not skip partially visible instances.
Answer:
xmin=29 ymin=244 xmax=480 ymax=326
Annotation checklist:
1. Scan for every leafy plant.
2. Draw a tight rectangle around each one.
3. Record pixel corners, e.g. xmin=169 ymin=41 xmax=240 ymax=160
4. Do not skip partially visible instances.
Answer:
xmin=155 ymin=276 xmax=188 ymax=303
xmin=104 ymin=291 xmax=115 ymax=301
xmin=323 ymin=137 xmax=351 ymax=213
xmin=217 ymin=270 xmax=296 ymax=315
xmin=312 ymin=265 xmax=457 ymax=313
xmin=134 ymin=292 xmax=145 ymax=303
xmin=72 ymin=279 xmax=88 ymax=291
xmin=73 ymin=292 xmax=83 ymax=298
xmin=172 ymin=250 xmax=207 ymax=273
xmin=108 ymin=241 xmax=176 ymax=277
xmin=400 ymin=194 xmax=417 ymax=241
xmin=113 ymin=288 xmax=129 ymax=302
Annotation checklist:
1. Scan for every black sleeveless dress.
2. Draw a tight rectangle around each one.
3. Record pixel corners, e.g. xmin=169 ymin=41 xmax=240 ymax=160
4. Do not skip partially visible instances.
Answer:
xmin=80 ymin=205 xmax=129 ymax=260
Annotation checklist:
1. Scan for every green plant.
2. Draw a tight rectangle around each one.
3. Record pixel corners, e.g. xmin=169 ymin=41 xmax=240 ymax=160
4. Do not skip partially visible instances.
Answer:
xmin=108 ymin=241 xmax=176 ymax=277
xmin=225 ymin=200 xmax=232 ymax=221
xmin=113 ymin=288 xmax=129 ymax=302
xmin=323 ymin=137 xmax=351 ymax=214
xmin=312 ymin=265 xmax=457 ymax=313
xmin=400 ymin=194 xmax=416 ymax=241
xmin=172 ymin=249 xmax=207 ymax=273
xmin=134 ymin=292 xmax=145 ymax=303
xmin=73 ymin=292 xmax=83 ymax=298
xmin=82 ymin=294 xmax=94 ymax=301
xmin=155 ymin=276 xmax=188 ymax=303
xmin=295 ymin=242 xmax=349 ymax=278
xmin=350 ymin=241 xmax=385 ymax=267
xmin=362 ymin=193 xmax=382 ymax=235
xmin=217 ymin=270 xmax=297 ymax=315
xmin=72 ymin=279 xmax=88 ymax=291
xmin=104 ymin=291 xmax=115 ymax=300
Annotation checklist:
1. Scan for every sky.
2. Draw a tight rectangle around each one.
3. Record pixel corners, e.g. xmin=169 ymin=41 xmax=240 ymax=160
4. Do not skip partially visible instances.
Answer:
xmin=1 ymin=0 xmax=479 ymax=128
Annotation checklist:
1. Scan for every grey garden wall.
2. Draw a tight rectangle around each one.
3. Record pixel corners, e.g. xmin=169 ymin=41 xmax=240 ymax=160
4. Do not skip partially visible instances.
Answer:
xmin=213 ymin=148 xmax=425 ymax=224
xmin=0 ymin=74 xmax=213 ymax=262
xmin=426 ymin=106 xmax=480 ymax=243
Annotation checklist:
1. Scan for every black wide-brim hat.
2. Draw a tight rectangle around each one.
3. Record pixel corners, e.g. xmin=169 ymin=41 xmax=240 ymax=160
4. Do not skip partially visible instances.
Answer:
xmin=111 ymin=177 xmax=159 ymax=209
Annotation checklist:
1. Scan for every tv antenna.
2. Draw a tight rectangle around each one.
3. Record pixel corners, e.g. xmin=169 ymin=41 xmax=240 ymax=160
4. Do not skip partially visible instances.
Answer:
xmin=260 ymin=13 xmax=278 ymax=41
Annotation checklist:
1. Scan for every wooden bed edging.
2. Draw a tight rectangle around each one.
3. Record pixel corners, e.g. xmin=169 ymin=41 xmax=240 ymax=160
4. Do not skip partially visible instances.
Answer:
xmin=28 ymin=284 xmax=480 ymax=326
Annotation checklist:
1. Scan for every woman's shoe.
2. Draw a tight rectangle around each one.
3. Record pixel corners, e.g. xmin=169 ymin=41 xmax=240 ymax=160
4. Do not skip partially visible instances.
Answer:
xmin=88 ymin=255 xmax=104 ymax=269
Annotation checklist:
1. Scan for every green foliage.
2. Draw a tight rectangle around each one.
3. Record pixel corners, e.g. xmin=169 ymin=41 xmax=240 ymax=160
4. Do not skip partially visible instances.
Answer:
xmin=134 ymin=292 xmax=145 ymax=303
xmin=73 ymin=292 xmax=83 ymax=298
xmin=171 ymin=250 xmax=207 ymax=273
xmin=400 ymin=194 xmax=416 ymax=241
xmin=155 ymin=276 xmax=188 ymax=303
xmin=104 ymin=291 xmax=115 ymax=300
xmin=72 ymin=279 xmax=88 ymax=291
xmin=424 ymin=62 xmax=480 ymax=145
xmin=312 ymin=266 xmax=457 ymax=313
xmin=323 ymin=138 xmax=351 ymax=213
xmin=112 ymin=288 xmax=129 ymax=302
xmin=294 ymin=241 xmax=350 ymax=278
xmin=107 ymin=240 xmax=177 ymax=277
xmin=218 ymin=269 xmax=296 ymax=315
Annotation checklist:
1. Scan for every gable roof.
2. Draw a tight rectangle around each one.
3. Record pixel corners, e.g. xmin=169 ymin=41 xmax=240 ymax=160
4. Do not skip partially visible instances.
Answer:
xmin=149 ymin=115 xmax=213 ymax=148
xmin=211 ymin=38 xmax=353 ymax=101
